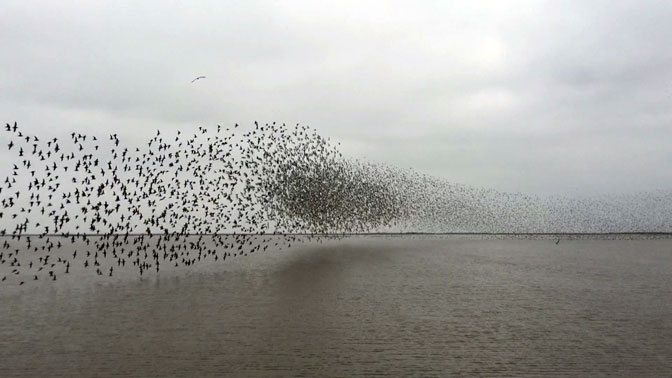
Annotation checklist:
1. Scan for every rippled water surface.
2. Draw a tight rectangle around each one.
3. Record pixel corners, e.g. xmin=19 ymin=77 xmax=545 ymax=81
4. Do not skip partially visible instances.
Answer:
xmin=1 ymin=236 xmax=671 ymax=377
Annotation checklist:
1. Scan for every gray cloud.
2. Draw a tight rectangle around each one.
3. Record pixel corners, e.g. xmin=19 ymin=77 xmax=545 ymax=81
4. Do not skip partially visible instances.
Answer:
xmin=2 ymin=0 xmax=672 ymax=196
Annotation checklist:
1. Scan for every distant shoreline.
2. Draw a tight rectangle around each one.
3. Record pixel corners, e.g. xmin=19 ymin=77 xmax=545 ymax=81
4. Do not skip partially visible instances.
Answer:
xmin=3 ymin=232 xmax=672 ymax=237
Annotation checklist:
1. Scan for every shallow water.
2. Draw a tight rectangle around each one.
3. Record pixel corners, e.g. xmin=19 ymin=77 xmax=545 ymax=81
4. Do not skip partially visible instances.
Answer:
xmin=1 ymin=236 xmax=671 ymax=377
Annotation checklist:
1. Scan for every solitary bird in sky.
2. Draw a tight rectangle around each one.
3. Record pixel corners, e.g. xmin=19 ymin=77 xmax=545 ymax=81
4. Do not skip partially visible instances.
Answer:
xmin=191 ymin=76 xmax=206 ymax=83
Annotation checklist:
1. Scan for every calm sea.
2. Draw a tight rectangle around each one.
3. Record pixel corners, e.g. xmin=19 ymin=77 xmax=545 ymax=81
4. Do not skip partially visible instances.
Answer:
xmin=1 ymin=236 xmax=671 ymax=377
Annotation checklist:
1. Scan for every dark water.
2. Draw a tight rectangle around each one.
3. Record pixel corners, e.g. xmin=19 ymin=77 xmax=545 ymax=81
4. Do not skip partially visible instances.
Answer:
xmin=1 ymin=236 xmax=671 ymax=377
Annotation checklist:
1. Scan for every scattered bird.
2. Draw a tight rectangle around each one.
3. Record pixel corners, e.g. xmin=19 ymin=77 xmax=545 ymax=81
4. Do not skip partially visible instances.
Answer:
xmin=0 ymin=121 xmax=351 ymax=284
xmin=191 ymin=76 xmax=206 ymax=83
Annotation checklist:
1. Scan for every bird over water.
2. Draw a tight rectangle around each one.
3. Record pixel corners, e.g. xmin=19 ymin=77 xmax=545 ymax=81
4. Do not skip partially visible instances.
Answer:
xmin=1 ymin=121 xmax=672 ymax=284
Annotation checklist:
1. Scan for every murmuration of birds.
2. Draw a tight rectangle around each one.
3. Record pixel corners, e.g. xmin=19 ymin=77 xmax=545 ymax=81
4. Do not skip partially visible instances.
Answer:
xmin=1 ymin=121 xmax=672 ymax=284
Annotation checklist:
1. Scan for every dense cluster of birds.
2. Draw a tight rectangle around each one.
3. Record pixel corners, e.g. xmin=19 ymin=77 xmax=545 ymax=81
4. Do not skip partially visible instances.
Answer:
xmin=1 ymin=121 xmax=671 ymax=284
xmin=0 ymin=121 xmax=405 ymax=284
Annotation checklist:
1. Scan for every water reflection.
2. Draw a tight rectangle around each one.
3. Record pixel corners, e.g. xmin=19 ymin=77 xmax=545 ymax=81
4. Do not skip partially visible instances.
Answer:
xmin=1 ymin=237 xmax=671 ymax=377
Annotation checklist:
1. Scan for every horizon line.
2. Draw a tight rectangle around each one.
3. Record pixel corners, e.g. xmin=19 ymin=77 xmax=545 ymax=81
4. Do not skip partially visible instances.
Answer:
xmin=2 ymin=232 xmax=672 ymax=237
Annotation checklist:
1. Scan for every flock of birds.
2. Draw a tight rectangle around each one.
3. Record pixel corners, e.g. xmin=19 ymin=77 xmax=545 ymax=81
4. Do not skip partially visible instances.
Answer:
xmin=0 ymin=121 xmax=403 ymax=284
xmin=1 ymin=121 xmax=671 ymax=285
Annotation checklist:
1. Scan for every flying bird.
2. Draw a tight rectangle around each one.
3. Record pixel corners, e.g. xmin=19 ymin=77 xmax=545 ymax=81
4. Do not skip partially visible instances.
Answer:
xmin=191 ymin=76 xmax=206 ymax=83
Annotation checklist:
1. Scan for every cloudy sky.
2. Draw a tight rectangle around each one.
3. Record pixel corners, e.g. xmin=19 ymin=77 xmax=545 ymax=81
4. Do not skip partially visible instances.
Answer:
xmin=2 ymin=0 xmax=671 ymax=196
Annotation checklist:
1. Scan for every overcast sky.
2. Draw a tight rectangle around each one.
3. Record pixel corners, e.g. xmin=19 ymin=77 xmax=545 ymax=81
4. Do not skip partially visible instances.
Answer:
xmin=2 ymin=0 xmax=672 ymax=196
